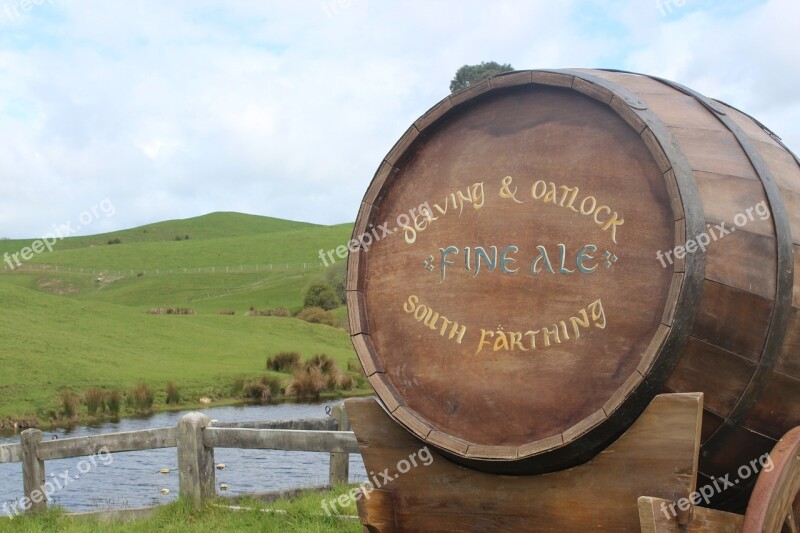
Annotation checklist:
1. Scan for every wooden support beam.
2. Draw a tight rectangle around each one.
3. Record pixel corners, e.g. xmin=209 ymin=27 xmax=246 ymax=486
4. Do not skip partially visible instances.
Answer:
xmin=347 ymin=393 xmax=705 ymax=532
xmin=638 ymin=496 xmax=744 ymax=532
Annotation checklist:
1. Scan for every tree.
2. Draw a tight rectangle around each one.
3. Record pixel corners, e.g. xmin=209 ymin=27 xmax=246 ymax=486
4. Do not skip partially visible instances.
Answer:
xmin=303 ymin=281 xmax=341 ymax=311
xmin=450 ymin=61 xmax=514 ymax=94
xmin=325 ymin=262 xmax=347 ymax=304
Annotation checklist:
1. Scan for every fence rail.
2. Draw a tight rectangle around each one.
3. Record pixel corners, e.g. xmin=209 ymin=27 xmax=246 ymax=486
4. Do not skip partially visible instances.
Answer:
xmin=0 ymin=444 xmax=21 ymax=464
xmin=36 ymin=427 xmax=177 ymax=460
xmin=0 ymin=404 xmax=354 ymax=515
xmin=203 ymin=428 xmax=358 ymax=453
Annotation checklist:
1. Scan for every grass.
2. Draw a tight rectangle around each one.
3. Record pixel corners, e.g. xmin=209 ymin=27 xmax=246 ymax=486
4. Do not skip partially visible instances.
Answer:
xmin=4 ymin=220 xmax=352 ymax=272
xmin=0 ymin=212 xmax=361 ymax=426
xmin=0 ymin=487 xmax=362 ymax=532
xmin=0 ymin=281 xmax=358 ymax=422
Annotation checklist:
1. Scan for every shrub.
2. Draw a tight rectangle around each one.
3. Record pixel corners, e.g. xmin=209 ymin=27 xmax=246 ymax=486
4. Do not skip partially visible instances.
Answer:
xmin=218 ymin=310 xmax=236 ymax=316
xmin=296 ymin=307 xmax=336 ymax=327
xmin=60 ymin=390 xmax=80 ymax=419
xmin=130 ymin=383 xmax=155 ymax=412
xmin=247 ymin=307 xmax=292 ymax=317
xmin=148 ymin=307 xmax=195 ymax=315
xmin=347 ymin=359 xmax=363 ymax=374
xmin=285 ymin=367 xmax=325 ymax=401
xmin=242 ymin=376 xmax=282 ymax=405
xmin=166 ymin=381 xmax=180 ymax=404
xmin=259 ymin=375 xmax=283 ymax=397
xmin=107 ymin=238 xmax=122 ymax=245
xmin=243 ymin=382 xmax=271 ymax=404
xmin=266 ymin=351 xmax=301 ymax=373
xmin=303 ymin=281 xmax=341 ymax=311
xmin=354 ymin=374 xmax=369 ymax=390
xmin=305 ymin=353 xmax=337 ymax=374
xmin=165 ymin=307 xmax=195 ymax=315
xmin=84 ymin=389 xmax=105 ymax=415
xmin=325 ymin=372 xmax=354 ymax=392
xmin=106 ymin=390 xmax=122 ymax=415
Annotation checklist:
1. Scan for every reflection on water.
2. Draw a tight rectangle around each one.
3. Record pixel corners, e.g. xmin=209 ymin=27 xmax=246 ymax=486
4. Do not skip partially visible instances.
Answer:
xmin=0 ymin=401 xmax=367 ymax=513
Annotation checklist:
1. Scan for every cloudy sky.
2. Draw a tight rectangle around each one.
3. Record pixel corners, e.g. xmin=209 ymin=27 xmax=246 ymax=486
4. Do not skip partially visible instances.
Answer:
xmin=0 ymin=0 xmax=797 ymax=238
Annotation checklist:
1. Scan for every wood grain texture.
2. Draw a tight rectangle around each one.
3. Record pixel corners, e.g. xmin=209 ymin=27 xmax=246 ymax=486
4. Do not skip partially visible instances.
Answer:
xmin=21 ymin=429 xmax=46 ymax=513
xmin=212 ymin=418 xmax=338 ymax=431
xmin=202 ymin=428 xmax=359 ymax=453
xmin=778 ymin=307 xmax=800 ymax=377
xmin=638 ymin=496 xmax=744 ymax=533
xmin=744 ymin=370 xmax=800 ymax=438
xmin=488 ymin=70 xmax=532 ymax=90
xmin=0 ymin=443 xmax=21 ymax=464
xmin=177 ymin=413 xmax=215 ymax=508
xmin=691 ymin=280 xmax=772 ymax=363
xmin=347 ymin=393 xmax=703 ymax=532
xmin=665 ymin=338 xmax=756 ymax=418
xmin=37 ymin=427 xmax=177 ymax=460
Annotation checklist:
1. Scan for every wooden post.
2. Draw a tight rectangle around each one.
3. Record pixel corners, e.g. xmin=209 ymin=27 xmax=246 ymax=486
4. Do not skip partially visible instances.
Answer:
xmin=329 ymin=403 xmax=350 ymax=486
xmin=21 ymin=429 xmax=46 ymax=514
xmin=177 ymin=413 xmax=215 ymax=508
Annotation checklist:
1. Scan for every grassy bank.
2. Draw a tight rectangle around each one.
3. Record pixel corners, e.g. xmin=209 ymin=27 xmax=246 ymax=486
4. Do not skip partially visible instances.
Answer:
xmin=0 ymin=212 xmax=362 ymax=429
xmin=0 ymin=487 xmax=362 ymax=532
xmin=0 ymin=280 xmax=362 ymax=426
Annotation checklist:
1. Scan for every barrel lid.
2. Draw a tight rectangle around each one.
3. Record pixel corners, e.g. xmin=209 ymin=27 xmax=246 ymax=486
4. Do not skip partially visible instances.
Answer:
xmin=348 ymin=69 xmax=703 ymax=472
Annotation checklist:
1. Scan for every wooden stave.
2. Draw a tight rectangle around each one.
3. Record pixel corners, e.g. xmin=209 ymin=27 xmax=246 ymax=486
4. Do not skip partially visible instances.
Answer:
xmin=589 ymin=69 xmax=800 ymax=510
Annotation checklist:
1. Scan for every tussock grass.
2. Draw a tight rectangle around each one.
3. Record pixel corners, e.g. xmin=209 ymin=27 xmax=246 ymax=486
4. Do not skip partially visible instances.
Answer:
xmin=165 ymin=382 xmax=180 ymax=405
xmin=83 ymin=389 xmax=105 ymax=415
xmin=60 ymin=391 xmax=79 ymax=420
xmin=128 ymin=383 xmax=155 ymax=412
xmin=266 ymin=351 xmax=301 ymax=373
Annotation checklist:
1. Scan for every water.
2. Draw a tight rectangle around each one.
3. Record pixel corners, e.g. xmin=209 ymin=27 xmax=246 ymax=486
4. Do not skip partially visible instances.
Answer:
xmin=0 ymin=402 xmax=367 ymax=514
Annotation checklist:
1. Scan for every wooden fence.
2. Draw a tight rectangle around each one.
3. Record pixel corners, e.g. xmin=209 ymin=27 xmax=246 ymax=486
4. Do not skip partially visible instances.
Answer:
xmin=0 ymin=405 xmax=355 ymax=514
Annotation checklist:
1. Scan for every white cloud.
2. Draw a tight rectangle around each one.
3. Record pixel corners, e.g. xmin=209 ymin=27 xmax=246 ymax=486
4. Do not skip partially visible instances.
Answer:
xmin=0 ymin=0 xmax=796 ymax=238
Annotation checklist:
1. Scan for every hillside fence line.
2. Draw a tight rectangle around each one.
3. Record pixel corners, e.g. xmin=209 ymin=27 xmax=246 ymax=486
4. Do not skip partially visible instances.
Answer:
xmin=0 ymin=405 xmax=355 ymax=519
xmin=0 ymin=262 xmax=325 ymax=276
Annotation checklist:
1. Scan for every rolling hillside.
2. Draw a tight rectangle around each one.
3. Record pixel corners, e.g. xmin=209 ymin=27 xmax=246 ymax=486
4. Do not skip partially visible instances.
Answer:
xmin=0 ymin=212 xmax=356 ymax=422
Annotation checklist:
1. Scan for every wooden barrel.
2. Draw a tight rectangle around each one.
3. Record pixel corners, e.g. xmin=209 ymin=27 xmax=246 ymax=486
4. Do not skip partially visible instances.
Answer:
xmin=347 ymin=69 xmax=800 ymax=509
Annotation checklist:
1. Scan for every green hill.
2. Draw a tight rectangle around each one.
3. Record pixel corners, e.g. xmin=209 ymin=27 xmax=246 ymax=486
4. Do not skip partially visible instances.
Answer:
xmin=1 ymin=211 xmax=320 ymax=251
xmin=0 ymin=212 xmax=358 ymax=424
